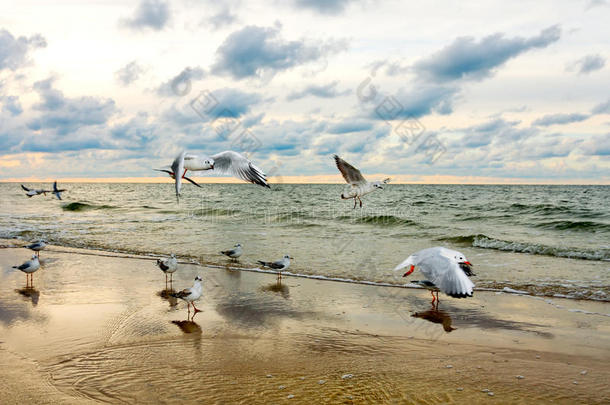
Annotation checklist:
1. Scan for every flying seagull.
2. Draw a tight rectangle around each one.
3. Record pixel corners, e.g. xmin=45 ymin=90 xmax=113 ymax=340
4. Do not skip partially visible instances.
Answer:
xmin=171 ymin=276 xmax=203 ymax=313
xmin=51 ymin=181 xmax=66 ymax=200
xmin=26 ymin=240 xmax=47 ymax=257
xmin=221 ymin=243 xmax=242 ymax=261
xmin=12 ymin=255 xmax=40 ymax=287
xmin=333 ymin=155 xmax=389 ymax=208
xmin=157 ymin=150 xmax=270 ymax=199
xmin=394 ymin=247 xmax=475 ymax=304
xmin=156 ymin=253 xmax=178 ymax=284
xmin=258 ymin=254 xmax=293 ymax=280
xmin=21 ymin=185 xmax=49 ymax=197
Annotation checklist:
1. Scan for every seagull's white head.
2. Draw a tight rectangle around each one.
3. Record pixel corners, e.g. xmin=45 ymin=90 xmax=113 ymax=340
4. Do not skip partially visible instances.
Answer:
xmin=235 ymin=243 xmax=242 ymax=248
xmin=372 ymin=181 xmax=384 ymax=190
xmin=284 ymin=255 xmax=293 ymax=260
xmin=203 ymin=158 xmax=214 ymax=170
xmin=454 ymin=254 xmax=474 ymax=276
xmin=194 ymin=276 xmax=202 ymax=282
xmin=170 ymin=253 xmax=176 ymax=258
xmin=31 ymin=255 xmax=38 ymax=260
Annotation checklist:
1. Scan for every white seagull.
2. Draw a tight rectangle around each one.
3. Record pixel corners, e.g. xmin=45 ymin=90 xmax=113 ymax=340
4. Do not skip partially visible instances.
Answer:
xmin=21 ymin=184 xmax=50 ymax=197
xmin=157 ymin=150 xmax=270 ymax=199
xmin=171 ymin=276 xmax=203 ymax=313
xmin=221 ymin=243 xmax=242 ymax=261
xmin=13 ymin=255 xmax=41 ymax=287
xmin=333 ymin=155 xmax=390 ymax=208
xmin=51 ymin=181 xmax=66 ymax=200
xmin=26 ymin=240 xmax=47 ymax=257
xmin=156 ymin=253 xmax=178 ymax=283
xmin=258 ymin=254 xmax=293 ymax=280
xmin=394 ymin=247 xmax=475 ymax=304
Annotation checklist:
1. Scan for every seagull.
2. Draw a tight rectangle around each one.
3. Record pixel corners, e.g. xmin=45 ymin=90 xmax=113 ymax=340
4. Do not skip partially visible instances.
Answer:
xmin=157 ymin=150 xmax=270 ymax=199
xmin=12 ymin=255 xmax=40 ymax=287
xmin=21 ymin=185 xmax=50 ymax=197
xmin=51 ymin=181 xmax=66 ymax=200
xmin=394 ymin=247 xmax=475 ymax=304
xmin=221 ymin=243 xmax=242 ymax=261
xmin=258 ymin=254 xmax=293 ymax=280
xmin=156 ymin=253 xmax=178 ymax=284
xmin=26 ymin=240 xmax=47 ymax=257
xmin=171 ymin=276 xmax=203 ymax=313
xmin=333 ymin=155 xmax=390 ymax=208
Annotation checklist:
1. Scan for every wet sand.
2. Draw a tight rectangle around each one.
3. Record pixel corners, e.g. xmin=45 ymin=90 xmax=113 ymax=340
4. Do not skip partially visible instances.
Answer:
xmin=1 ymin=241 xmax=609 ymax=404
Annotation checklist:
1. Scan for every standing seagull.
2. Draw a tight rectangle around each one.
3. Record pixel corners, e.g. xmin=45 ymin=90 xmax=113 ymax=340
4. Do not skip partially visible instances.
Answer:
xmin=12 ymin=255 xmax=40 ymax=287
xmin=221 ymin=243 xmax=242 ymax=261
xmin=157 ymin=150 xmax=270 ymax=199
xmin=21 ymin=185 xmax=50 ymax=197
xmin=51 ymin=181 xmax=66 ymax=200
xmin=26 ymin=240 xmax=47 ymax=257
xmin=394 ymin=247 xmax=475 ymax=304
xmin=333 ymin=155 xmax=390 ymax=208
xmin=156 ymin=253 xmax=178 ymax=284
xmin=258 ymin=255 xmax=293 ymax=280
xmin=171 ymin=276 xmax=203 ymax=313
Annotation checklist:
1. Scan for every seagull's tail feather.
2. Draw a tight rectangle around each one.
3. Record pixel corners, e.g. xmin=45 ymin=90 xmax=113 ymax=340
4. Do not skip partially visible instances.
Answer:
xmin=257 ymin=260 xmax=269 ymax=267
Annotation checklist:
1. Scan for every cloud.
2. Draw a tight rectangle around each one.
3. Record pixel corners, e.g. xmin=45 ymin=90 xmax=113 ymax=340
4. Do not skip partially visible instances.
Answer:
xmin=121 ymin=0 xmax=170 ymax=31
xmin=115 ymin=61 xmax=146 ymax=86
xmin=1 ymin=95 xmax=23 ymax=116
xmin=212 ymin=25 xmax=348 ymax=79
xmin=292 ymin=0 xmax=355 ymax=15
xmin=157 ymin=66 xmax=206 ymax=96
xmin=206 ymin=6 xmax=238 ymax=30
xmin=579 ymin=133 xmax=610 ymax=155
xmin=371 ymin=84 xmax=459 ymax=120
xmin=27 ymin=77 xmax=116 ymax=137
xmin=0 ymin=28 xmax=47 ymax=71
xmin=591 ymin=98 xmax=610 ymax=114
xmin=286 ymin=80 xmax=350 ymax=100
xmin=414 ymin=26 xmax=561 ymax=82
xmin=327 ymin=120 xmax=374 ymax=134
xmin=567 ymin=54 xmax=606 ymax=74
xmin=532 ymin=113 xmax=590 ymax=126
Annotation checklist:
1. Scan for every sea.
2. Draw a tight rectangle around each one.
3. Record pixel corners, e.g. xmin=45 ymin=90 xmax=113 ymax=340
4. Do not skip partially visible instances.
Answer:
xmin=1 ymin=183 xmax=608 ymax=301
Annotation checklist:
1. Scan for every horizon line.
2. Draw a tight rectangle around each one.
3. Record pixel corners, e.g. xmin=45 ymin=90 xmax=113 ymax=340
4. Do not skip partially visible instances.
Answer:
xmin=0 ymin=174 xmax=608 ymax=185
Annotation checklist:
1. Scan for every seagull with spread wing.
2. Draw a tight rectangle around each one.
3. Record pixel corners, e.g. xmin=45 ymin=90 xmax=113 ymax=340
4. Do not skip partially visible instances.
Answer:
xmin=333 ymin=155 xmax=390 ymax=208
xmin=156 ymin=151 xmax=270 ymax=199
xmin=21 ymin=185 xmax=50 ymax=197
xmin=51 ymin=181 xmax=66 ymax=200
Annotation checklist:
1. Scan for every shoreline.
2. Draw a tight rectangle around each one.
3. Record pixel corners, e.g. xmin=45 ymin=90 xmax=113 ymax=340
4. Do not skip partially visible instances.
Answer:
xmin=1 ymin=243 xmax=609 ymax=403
xmin=2 ymin=238 xmax=609 ymax=304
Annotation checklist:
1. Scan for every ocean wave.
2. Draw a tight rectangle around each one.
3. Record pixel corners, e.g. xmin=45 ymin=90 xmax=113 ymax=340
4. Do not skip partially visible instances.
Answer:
xmin=337 ymin=214 xmax=417 ymax=226
xmin=61 ymin=202 xmax=116 ymax=212
xmin=534 ymin=220 xmax=610 ymax=232
xmin=440 ymin=234 xmax=610 ymax=261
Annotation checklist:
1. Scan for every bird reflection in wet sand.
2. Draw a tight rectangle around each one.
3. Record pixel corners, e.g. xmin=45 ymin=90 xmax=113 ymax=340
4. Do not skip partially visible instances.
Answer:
xmin=261 ymin=280 xmax=290 ymax=299
xmin=171 ymin=318 xmax=202 ymax=334
xmin=412 ymin=303 xmax=456 ymax=333
xmin=15 ymin=287 xmax=40 ymax=306
xmin=158 ymin=288 xmax=178 ymax=307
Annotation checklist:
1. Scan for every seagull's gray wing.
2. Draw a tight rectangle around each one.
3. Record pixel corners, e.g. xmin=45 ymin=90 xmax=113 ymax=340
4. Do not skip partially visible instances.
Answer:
xmin=171 ymin=151 xmax=187 ymax=197
xmin=21 ymin=185 xmax=30 ymax=192
xmin=417 ymin=254 xmax=474 ymax=298
xmin=211 ymin=151 xmax=270 ymax=188
xmin=333 ymin=155 xmax=367 ymax=185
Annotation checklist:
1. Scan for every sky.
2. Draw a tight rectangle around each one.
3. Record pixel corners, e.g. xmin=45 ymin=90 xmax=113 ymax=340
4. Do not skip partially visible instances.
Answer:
xmin=0 ymin=0 xmax=609 ymax=184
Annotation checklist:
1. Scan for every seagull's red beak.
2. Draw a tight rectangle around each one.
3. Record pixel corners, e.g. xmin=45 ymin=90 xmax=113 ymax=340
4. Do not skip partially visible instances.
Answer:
xmin=463 ymin=261 xmax=472 ymax=266
xmin=402 ymin=265 xmax=415 ymax=277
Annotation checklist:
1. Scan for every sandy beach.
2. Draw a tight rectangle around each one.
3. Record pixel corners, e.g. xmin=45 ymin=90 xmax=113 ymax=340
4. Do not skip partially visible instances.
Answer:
xmin=1 ymin=240 xmax=609 ymax=404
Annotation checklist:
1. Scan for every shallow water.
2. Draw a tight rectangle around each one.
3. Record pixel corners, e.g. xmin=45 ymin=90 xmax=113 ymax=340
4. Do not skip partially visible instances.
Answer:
xmin=1 ymin=183 xmax=608 ymax=300
xmin=1 ymin=248 xmax=608 ymax=404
